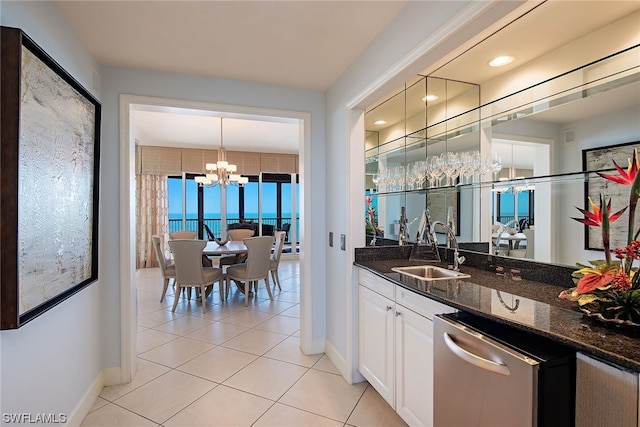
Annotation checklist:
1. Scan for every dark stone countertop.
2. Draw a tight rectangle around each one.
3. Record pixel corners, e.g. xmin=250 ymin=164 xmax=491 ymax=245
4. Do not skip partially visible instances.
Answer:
xmin=354 ymin=247 xmax=640 ymax=372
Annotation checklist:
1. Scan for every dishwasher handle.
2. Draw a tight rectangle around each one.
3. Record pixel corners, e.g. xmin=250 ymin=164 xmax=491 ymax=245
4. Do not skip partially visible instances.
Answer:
xmin=443 ymin=332 xmax=511 ymax=376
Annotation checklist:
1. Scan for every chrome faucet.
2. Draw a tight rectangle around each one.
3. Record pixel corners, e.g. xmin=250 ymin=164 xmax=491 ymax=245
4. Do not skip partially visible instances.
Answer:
xmin=494 ymin=219 xmax=519 ymax=255
xmin=367 ymin=218 xmax=378 ymax=246
xmin=431 ymin=221 xmax=465 ymax=271
xmin=417 ymin=208 xmax=441 ymax=262
xmin=398 ymin=207 xmax=408 ymax=245
xmin=416 ymin=208 xmax=442 ymax=262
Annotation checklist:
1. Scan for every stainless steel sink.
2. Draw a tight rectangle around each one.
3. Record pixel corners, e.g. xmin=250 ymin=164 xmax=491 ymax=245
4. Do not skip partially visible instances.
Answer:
xmin=392 ymin=265 xmax=470 ymax=281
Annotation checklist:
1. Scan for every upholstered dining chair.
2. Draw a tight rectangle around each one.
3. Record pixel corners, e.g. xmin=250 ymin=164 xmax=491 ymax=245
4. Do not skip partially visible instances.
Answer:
xmin=167 ymin=239 xmax=224 ymax=313
xmin=269 ymin=231 xmax=286 ymax=291
xmin=170 ymin=230 xmax=213 ymax=266
xmin=169 ymin=230 xmax=197 ymax=239
xmin=227 ymin=228 xmax=255 ymax=241
xmin=225 ymin=236 xmax=274 ymax=306
xmin=152 ymin=234 xmax=175 ymax=302
xmin=203 ymin=224 xmax=217 ymax=241
xmin=219 ymin=228 xmax=255 ymax=268
xmin=277 ymin=223 xmax=290 ymax=242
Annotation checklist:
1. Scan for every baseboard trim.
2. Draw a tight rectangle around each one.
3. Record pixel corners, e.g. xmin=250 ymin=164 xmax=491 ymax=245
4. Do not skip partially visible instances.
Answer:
xmin=103 ymin=366 xmax=123 ymax=387
xmin=324 ymin=339 xmax=365 ymax=385
xmin=64 ymin=370 xmax=105 ymax=427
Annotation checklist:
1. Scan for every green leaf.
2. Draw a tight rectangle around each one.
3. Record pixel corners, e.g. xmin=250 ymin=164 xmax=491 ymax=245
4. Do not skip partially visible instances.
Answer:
xmin=577 ymin=294 xmax=600 ymax=306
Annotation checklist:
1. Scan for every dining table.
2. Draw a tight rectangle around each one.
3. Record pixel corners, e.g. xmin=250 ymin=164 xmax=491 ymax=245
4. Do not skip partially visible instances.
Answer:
xmin=201 ymin=240 xmax=249 ymax=296
xmin=491 ymin=231 xmax=527 ymax=251
xmin=203 ymin=240 xmax=248 ymax=256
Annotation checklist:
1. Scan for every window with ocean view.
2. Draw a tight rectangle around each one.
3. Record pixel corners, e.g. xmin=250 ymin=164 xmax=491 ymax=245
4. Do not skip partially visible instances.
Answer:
xmin=168 ymin=173 xmax=299 ymax=243
xmin=493 ymin=189 xmax=534 ymax=226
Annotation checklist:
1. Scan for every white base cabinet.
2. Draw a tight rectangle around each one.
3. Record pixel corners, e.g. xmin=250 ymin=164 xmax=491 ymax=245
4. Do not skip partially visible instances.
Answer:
xmin=358 ymin=283 xmax=395 ymax=404
xmin=357 ymin=268 xmax=455 ymax=427
xmin=394 ymin=302 xmax=435 ymax=426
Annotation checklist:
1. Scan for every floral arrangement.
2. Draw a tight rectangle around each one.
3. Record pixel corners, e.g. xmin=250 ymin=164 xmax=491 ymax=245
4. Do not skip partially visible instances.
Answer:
xmin=559 ymin=148 xmax=640 ymax=325
xmin=365 ymin=196 xmax=382 ymax=236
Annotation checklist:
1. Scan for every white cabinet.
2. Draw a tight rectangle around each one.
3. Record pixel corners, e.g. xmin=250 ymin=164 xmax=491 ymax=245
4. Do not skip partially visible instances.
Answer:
xmin=395 ymin=302 xmax=435 ymax=426
xmin=357 ymin=268 xmax=455 ymax=427
xmin=358 ymin=284 xmax=395 ymax=404
xmin=576 ymin=352 xmax=639 ymax=427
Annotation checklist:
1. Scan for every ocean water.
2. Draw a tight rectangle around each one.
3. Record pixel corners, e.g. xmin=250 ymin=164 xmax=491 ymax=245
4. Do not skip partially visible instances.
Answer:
xmin=169 ymin=212 xmax=289 ymax=220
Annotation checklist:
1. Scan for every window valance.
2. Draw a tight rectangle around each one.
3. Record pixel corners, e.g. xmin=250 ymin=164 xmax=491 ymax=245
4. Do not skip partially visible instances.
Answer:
xmin=138 ymin=145 xmax=298 ymax=175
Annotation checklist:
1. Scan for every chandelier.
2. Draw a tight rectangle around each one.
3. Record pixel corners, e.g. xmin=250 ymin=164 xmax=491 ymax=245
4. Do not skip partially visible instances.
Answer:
xmin=195 ymin=118 xmax=248 ymax=187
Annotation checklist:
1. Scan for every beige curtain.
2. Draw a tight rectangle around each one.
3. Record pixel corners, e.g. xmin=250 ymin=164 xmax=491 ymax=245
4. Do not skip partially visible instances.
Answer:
xmin=136 ymin=174 xmax=169 ymax=268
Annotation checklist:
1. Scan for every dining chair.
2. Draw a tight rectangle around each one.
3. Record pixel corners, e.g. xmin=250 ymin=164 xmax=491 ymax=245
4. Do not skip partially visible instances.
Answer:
xmin=219 ymin=229 xmax=255 ymax=267
xmin=523 ymin=228 xmax=534 ymax=258
xmin=227 ymin=229 xmax=255 ymax=241
xmin=225 ymin=236 xmax=274 ymax=306
xmin=167 ymin=239 xmax=224 ymax=313
xmin=269 ymin=231 xmax=286 ymax=290
xmin=203 ymin=224 xmax=216 ymax=241
xmin=169 ymin=230 xmax=197 ymax=239
xmin=151 ymin=234 xmax=176 ymax=302
xmin=277 ymin=223 xmax=290 ymax=242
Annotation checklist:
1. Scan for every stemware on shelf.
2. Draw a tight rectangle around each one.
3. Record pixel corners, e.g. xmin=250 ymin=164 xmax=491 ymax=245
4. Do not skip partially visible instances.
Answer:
xmin=373 ymin=150 xmax=502 ymax=192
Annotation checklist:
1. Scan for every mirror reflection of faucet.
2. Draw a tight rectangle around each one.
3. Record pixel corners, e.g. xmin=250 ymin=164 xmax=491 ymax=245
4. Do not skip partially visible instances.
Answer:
xmin=412 ymin=208 xmax=465 ymax=271
xmin=398 ymin=207 xmax=408 ymax=245
xmin=495 ymin=266 xmax=522 ymax=284
xmin=496 ymin=290 xmax=520 ymax=312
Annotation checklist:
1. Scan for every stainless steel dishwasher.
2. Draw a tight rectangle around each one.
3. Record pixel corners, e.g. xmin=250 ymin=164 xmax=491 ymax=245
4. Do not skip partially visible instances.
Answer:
xmin=433 ymin=312 xmax=574 ymax=427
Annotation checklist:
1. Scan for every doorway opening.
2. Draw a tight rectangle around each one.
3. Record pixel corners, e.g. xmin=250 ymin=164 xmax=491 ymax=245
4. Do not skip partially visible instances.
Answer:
xmin=119 ymin=94 xmax=311 ymax=382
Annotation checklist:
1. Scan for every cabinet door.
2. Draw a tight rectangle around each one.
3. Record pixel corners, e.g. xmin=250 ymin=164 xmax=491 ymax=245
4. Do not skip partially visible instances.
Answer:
xmin=395 ymin=305 xmax=434 ymax=427
xmin=358 ymin=285 xmax=395 ymax=406
xmin=576 ymin=353 xmax=639 ymax=427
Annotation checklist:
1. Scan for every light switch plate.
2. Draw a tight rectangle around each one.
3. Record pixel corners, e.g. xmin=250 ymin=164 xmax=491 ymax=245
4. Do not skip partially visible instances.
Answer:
xmin=340 ymin=234 xmax=346 ymax=251
xmin=329 ymin=232 xmax=333 ymax=247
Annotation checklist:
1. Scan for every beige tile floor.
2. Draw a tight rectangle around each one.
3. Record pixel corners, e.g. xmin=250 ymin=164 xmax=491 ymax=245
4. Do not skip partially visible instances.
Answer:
xmin=81 ymin=260 xmax=407 ymax=427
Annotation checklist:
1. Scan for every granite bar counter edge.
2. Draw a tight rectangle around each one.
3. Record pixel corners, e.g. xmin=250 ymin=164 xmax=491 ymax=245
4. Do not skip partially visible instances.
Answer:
xmin=354 ymin=245 xmax=640 ymax=372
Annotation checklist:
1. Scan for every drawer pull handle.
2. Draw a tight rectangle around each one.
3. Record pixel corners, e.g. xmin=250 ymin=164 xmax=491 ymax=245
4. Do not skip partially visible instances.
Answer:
xmin=443 ymin=333 xmax=510 ymax=376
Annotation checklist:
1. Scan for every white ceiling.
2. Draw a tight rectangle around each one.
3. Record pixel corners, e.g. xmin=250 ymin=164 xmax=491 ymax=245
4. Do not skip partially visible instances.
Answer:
xmin=55 ymin=1 xmax=639 ymax=155
xmin=429 ymin=1 xmax=639 ymax=85
xmin=55 ymin=0 xmax=406 ymax=92
xmin=55 ymin=0 xmax=406 ymax=153
xmin=367 ymin=0 xmax=640 ymax=132
xmin=133 ymin=107 xmax=300 ymax=153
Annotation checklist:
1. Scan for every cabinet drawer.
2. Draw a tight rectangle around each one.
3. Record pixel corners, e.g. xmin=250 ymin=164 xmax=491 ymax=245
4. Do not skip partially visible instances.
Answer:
xmin=359 ymin=268 xmax=394 ymax=299
xmin=396 ymin=286 xmax=456 ymax=320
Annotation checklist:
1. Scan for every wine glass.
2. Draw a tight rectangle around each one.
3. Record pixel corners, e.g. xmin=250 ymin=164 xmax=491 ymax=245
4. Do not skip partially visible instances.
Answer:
xmin=372 ymin=173 xmax=379 ymax=189
xmin=430 ymin=155 xmax=445 ymax=187
xmin=444 ymin=152 xmax=461 ymax=186
xmin=491 ymin=152 xmax=503 ymax=180
xmin=416 ymin=160 xmax=428 ymax=190
xmin=459 ymin=151 xmax=474 ymax=184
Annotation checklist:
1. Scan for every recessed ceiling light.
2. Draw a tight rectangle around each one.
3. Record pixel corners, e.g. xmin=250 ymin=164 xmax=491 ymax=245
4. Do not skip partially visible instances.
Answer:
xmin=373 ymin=120 xmax=387 ymax=125
xmin=489 ymin=55 xmax=514 ymax=67
xmin=422 ymin=95 xmax=439 ymax=102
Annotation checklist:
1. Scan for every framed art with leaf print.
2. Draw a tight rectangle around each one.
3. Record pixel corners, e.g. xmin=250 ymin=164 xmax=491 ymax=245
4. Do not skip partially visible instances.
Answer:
xmin=1 ymin=27 xmax=101 ymax=329
xmin=582 ymin=141 xmax=640 ymax=250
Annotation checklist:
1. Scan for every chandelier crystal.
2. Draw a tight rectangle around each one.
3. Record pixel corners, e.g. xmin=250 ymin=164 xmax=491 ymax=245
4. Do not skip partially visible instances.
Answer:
xmin=195 ymin=118 xmax=248 ymax=187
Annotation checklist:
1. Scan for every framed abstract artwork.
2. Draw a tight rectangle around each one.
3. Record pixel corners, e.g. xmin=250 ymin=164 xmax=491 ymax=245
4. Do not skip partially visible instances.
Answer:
xmin=582 ymin=141 xmax=640 ymax=251
xmin=1 ymin=27 xmax=101 ymax=329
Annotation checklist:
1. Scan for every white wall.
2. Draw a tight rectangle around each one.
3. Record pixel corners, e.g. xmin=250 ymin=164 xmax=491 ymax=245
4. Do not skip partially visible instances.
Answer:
xmin=0 ymin=1 xmax=327 ymax=421
xmin=0 ymin=1 xmax=107 ymax=424
xmin=323 ymin=0 xmax=527 ymax=381
xmin=101 ymin=67 xmax=327 ymax=363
